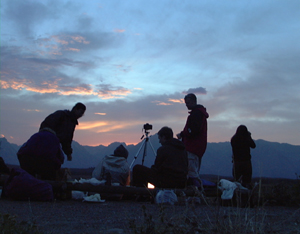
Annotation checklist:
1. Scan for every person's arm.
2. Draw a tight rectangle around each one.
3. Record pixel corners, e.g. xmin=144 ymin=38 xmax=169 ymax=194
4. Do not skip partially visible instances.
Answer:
xmin=152 ymin=147 xmax=165 ymax=172
xmin=186 ymin=111 xmax=203 ymax=137
xmin=248 ymin=132 xmax=256 ymax=148
xmin=92 ymin=158 xmax=105 ymax=180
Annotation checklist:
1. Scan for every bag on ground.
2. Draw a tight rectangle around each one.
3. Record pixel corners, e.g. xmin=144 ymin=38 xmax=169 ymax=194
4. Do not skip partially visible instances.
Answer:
xmin=2 ymin=168 xmax=54 ymax=201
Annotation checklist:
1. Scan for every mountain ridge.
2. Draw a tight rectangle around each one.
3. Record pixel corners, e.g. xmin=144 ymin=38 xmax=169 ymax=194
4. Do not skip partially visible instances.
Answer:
xmin=1 ymin=136 xmax=299 ymax=179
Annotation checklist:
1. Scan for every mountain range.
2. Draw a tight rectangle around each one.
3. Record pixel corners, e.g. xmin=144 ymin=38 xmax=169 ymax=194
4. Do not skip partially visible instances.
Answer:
xmin=1 ymin=135 xmax=299 ymax=179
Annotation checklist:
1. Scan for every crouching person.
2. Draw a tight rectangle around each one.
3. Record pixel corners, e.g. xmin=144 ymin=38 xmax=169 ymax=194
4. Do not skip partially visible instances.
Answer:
xmin=92 ymin=144 xmax=130 ymax=186
xmin=132 ymin=126 xmax=188 ymax=189
xmin=17 ymin=129 xmax=64 ymax=181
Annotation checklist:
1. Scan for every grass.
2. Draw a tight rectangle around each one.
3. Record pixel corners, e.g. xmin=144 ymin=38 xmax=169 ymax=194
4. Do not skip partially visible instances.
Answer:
xmin=1 ymin=171 xmax=300 ymax=233
xmin=127 ymin=180 xmax=300 ymax=234
xmin=0 ymin=213 xmax=45 ymax=234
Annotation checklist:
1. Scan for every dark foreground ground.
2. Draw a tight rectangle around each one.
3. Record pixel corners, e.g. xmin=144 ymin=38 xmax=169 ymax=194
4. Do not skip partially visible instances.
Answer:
xmin=1 ymin=197 xmax=300 ymax=234
xmin=1 ymin=169 xmax=300 ymax=233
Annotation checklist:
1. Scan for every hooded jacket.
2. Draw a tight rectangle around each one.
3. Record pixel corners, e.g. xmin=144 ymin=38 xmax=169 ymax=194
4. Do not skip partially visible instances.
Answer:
xmin=92 ymin=155 xmax=130 ymax=186
xmin=39 ymin=110 xmax=78 ymax=156
xmin=182 ymin=104 xmax=209 ymax=158
xmin=152 ymin=138 xmax=188 ymax=183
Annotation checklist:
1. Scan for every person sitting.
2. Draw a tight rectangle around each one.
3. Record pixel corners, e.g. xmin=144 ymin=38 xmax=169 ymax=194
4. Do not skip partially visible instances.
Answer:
xmin=0 ymin=157 xmax=10 ymax=175
xmin=92 ymin=144 xmax=130 ymax=186
xmin=132 ymin=126 xmax=188 ymax=189
xmin=17 ymin=103 xmax=86 ymax=181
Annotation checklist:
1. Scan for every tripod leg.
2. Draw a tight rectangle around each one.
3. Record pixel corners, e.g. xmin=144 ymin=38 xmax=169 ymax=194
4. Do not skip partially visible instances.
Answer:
xmin=141 ymin=138 xmax=148 ymax=166
xmin=148 ymin=139 xmax=157 ymax=156
xmin=130 ymin=139 xmax=146 ymax=169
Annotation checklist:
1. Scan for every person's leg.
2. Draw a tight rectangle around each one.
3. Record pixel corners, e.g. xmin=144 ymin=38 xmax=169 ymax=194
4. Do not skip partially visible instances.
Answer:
xmin=132 ymin=164 xmax=157 ymax=187
xmin=187 ymin=152 xmax=202 ymax=188
xmin=187 ymin=151 xmax=199 ymax=178
xmin=241 ymin=161 xmax=252 ymax=189
xmin=233 ymin=161 xmax=243 ymax=182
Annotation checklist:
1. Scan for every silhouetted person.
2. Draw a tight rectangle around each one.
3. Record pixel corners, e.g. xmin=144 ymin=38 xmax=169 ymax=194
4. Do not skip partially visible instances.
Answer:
xmin=0 ymin=157 xmax=10 ymax=174
xmin=92 ymin=144 xmax=130 ymax=186
xmin=231 ymin=125 xmax=256 ymax=189
xmin=17 ymin=103 xmax=86 ymax=180
xmin=177 ymin=93 xmax=209 ymax=188
xmin=132 ymin=126 xmax=188 ymax=189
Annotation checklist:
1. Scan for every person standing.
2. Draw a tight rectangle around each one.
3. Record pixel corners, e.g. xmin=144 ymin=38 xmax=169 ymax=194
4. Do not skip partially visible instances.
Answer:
xmin=177 ymin=93 xmax=209 ymax=188
xmin=17 ymin=103 xmax=86 ymax=180
xmin=132 ymin=126 xmax=188 ymax=188
xmin=231 ymin=125 xmax=256 ymax=189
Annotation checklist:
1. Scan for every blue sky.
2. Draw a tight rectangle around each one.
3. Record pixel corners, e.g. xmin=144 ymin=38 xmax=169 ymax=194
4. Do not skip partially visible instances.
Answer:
xmin=1 ymin=0 xmax=299 ymax=146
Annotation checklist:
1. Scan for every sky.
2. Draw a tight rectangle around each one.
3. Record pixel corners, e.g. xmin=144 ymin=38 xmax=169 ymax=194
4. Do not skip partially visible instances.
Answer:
xmin=1 ymin=0 xmax=300 ymax=147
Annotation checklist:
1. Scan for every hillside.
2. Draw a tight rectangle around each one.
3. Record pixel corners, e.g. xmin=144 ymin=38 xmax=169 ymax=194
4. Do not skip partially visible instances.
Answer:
xmin=1 ymin=136 xmax=299 ymax=179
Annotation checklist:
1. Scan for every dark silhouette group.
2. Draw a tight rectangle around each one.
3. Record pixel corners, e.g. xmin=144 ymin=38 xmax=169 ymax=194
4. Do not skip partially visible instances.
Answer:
xmin=1 ymin=93 xmax=256 ymax=194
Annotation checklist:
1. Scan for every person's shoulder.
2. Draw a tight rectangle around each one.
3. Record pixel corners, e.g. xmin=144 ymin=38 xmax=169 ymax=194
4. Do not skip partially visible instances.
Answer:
xmin=50 ymin=109 xmax=66 ymax=116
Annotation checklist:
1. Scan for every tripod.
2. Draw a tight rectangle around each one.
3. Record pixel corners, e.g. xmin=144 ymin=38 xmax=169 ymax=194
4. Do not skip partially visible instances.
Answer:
xmin=130 ymin=130 xmax=156 ymax=169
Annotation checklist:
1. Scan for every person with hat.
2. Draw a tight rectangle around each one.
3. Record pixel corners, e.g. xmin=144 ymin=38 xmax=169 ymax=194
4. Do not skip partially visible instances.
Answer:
xmin=92 ymin=144 xmax=130 ymax=186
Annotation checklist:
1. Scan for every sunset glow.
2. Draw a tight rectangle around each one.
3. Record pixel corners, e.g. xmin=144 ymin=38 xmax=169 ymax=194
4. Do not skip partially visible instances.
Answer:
xmin=0 ymin=0 xmax=299 ymax=147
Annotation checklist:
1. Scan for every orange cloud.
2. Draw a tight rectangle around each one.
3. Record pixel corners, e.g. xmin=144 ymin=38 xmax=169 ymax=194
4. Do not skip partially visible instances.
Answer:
xmin=95 ymin=113 xmax=106 ymax=115
xmin=37 ymin=35 xmax=91 ymax=55
xmin=77 ymin=121 xmax=134 ymax=133
xmin=97 ymin=89 xmax=132 ymax=99
xmin=152 ymin=100 xmax=172 ymax=106
xmin=66 ymin=48 xmax=80 ymax=52
xmin=157 ymin=102 xmax=172 ymax=106
xmin=168 ymin=98 xmax=184 ymax=104
xmin=1 ymin=79 xmax=132 ymax=99
xmin=71 ymin=36 xmax=90 ymax=44
xmin=114 ymin=29 xmax=125 ymax=33
xmin=78 ymin=121 xmax=108 ymax=130
xmin=23 ymin=109 xmax=41 ymax=112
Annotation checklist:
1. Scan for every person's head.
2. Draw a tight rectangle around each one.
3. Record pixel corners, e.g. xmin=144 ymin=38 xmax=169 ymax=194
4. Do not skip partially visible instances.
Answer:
xmin=71 ymin=102 xmax=86 ymax=119
xmin=158 ymin=126 xmax=173 ymax=144
xmin=113 ymin=144 xmax=129 ymax=159
xmin=184 ymin=93 xmax=197 ymax=110
xmin=236 ymin=125 xmax=249 ymax=136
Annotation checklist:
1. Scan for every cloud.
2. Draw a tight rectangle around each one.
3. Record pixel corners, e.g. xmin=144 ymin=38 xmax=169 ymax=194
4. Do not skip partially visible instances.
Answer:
xmin=183 ymin=87 xmax=207 ymax=95
xmin=95 ymin=84 xmax=132 ymax=99
xmin=114 ymin=29 xmax=126 ymax=33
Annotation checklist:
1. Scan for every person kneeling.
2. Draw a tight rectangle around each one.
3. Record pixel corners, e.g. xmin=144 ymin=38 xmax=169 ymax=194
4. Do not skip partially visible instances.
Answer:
xmin=132 ymin=126 xmax=188 ymax=189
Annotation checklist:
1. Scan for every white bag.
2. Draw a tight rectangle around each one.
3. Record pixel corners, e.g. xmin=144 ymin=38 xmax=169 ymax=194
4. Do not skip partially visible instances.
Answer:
xmin=155 ymin=190 xmax=178 ymax=205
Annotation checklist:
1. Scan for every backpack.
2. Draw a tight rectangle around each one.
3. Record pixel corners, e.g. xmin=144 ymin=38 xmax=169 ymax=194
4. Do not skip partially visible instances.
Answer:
xmin=2 ymin=168 xmax=54 ymax=201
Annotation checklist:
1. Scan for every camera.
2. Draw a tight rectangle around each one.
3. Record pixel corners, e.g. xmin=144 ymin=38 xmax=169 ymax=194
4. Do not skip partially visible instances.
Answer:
xmin=143 ymin=123 xmax=152 ymax=131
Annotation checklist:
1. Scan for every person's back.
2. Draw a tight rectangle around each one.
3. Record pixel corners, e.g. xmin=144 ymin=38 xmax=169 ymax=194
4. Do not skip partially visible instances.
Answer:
xmin=92 ymin=144 xmax=130 ymax=186
xmin=39 ymin=102 xmax=86 ymax=160
xmin=231 ymin=125 xmax=256 ymax=162
xmin=231 ymin=125 xmax=256 ymax=188
xmin=39 ymin=110 xmax=77 ymax=157
xmin=153 ymin=138 xmax=188 ymax=186
xmin=132 ymin=126 xmax=188 ymax=189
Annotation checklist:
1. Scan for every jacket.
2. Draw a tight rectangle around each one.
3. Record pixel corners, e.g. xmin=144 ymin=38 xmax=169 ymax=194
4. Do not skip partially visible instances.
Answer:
xmin=181 ymin=104 xmax=209 ymax=158
xmin=17 ymin=131 xmax=64 ymax=171
xmin=231 ymin=133 xmax=256 ymax=162
xmin=152 ymin=138 xmax=188 ymax=183
xmin=92 ymin=155 xmax=130 ymax=186
xmin=39 ymin=110 xmax=78 ymax=156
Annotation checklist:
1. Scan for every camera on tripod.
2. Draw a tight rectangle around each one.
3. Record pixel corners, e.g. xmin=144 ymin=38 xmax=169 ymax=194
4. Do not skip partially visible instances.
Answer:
xmin=143 ymin=123 xmax=152 ymax=131
xmin=130 ymin=123 xmax=156 ymax=168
